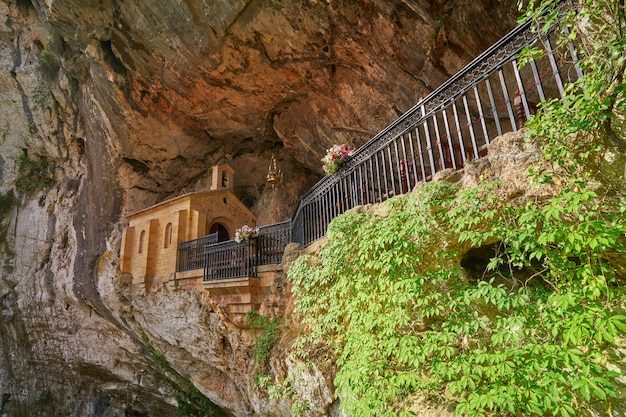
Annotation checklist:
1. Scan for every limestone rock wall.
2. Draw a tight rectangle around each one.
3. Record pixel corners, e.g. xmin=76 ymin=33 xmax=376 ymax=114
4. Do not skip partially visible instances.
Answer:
xmin=0 ymin=0 xmax=518 ymax=416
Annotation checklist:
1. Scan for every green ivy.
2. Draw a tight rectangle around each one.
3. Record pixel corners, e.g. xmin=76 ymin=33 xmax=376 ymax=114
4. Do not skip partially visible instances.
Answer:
xmin=246 ymin=310 xmax=282 ymax=367
xmin=252 ymin=363 xmax=311 ymax=417
xmin=519 ymin=0 xmax=626 ymax=160
xmin=287 ymin=4 xmax=626 ymax=416
xmin=288 ymin=176 xmax=625 ymax=416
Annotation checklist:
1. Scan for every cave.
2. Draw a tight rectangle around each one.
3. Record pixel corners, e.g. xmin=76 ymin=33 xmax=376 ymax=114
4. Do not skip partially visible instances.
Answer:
xmin=460 ymin=243 xmax=501 ymax=284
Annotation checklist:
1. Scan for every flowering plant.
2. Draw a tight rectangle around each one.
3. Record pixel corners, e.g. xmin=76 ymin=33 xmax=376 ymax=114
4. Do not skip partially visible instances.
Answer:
xmin=235 ymin=225 xmax=258 ymax=243
xmin=321 ymin=144 xmax=354 ymax=175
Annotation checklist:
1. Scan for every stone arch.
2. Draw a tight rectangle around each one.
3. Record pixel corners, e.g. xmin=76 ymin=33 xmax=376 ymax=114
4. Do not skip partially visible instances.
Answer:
xmin=209 ymin=223 xmax=230 ymax=242
xmin=207 ymin=217 xmax=235 ymax=242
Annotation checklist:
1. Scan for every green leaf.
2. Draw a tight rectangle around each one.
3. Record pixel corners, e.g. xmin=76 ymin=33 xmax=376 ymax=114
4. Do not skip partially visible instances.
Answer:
xmin=610 ymin=315 xmax=626 ymax=333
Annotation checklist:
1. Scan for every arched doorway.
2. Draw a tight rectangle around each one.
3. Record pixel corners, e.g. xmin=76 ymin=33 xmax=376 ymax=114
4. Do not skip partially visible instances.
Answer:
xmin=208 ymin=223 xmax=230 ymax=242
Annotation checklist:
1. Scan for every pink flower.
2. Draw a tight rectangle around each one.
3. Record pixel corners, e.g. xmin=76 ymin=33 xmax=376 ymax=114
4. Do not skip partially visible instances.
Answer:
xmin=322 ymin=144 xmax=354 ymax=175
xmin=235 ymin=225 xmax=258 ymax=243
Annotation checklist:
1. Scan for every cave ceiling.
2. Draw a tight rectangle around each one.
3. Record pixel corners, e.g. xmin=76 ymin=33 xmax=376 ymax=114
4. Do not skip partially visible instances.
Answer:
xmin=32 ymin=0 xmax=518 ymax=221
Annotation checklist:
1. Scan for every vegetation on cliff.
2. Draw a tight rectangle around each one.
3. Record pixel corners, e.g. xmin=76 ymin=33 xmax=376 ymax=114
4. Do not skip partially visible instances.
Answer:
xmin=289 ymin=170 xmax=625 ymax=416
xmin=288 ymin=1 xmax=626 ymax=416
xmin=14 ymin=154 xmax=55 ymax=195
xmin=520 ymin=0 xmax=626 ymax=152
xmin=142 ymin=332 xmax=227 ymax=417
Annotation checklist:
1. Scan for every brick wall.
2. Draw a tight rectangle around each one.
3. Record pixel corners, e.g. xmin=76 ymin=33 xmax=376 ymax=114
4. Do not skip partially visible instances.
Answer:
xmin=122 ymin=190 xmax=257 ymax=292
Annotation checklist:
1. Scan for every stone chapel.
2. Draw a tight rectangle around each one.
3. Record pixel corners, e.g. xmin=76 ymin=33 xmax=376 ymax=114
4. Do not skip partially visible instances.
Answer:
xmin=119 ymin=163 xmax=257 ymax=293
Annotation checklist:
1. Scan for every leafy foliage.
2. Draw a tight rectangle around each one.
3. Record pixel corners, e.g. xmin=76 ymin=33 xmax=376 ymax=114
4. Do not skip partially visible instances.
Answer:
xmin=519 ymin=0 xmax=626 ymax=157
xmin=246 ymin=310 xmax=282 ymax=366
xmin=15 ymin=154 xmax=55 ymax=194
xmin=253 ymin=364 xmax=311 ymax=417
xmin=288 ymin=176 xmax=625 ymax=416
xmin=37 ymin=30 xmax=62 ymax=81
xmin=287 ymin=3 xmax=626 ymax=416
xmin=247 ymin=312 xmax=313 ymax=416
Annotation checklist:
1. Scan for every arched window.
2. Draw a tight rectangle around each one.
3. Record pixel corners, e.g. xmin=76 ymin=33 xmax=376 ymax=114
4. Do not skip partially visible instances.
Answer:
xmin=138 ymin=230 xmax=145 ymax=254
xmin=221 ymin=171 xmax=228 ymax=187
xmin=164 ymin=223 xmax=172 ymax=248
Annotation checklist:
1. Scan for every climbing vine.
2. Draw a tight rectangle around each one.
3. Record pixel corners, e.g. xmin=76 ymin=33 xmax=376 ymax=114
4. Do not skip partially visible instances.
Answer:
xmin=246 ymin=311 xmax=313 ymax=417
xmin=289 ymin=177 xmax=625 ymax=416
xmin=519 ymin=0 xmax=626 ymax=154
xmin=246 ymin=310 xmax=283 ymax=367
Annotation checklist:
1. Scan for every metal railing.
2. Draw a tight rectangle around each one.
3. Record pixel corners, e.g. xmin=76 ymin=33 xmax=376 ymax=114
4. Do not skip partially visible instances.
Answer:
xmin=204 ymin=239 xmax=256 ymax=281
xmin=199 ymin=221 xmax=293 ymax=281
xmin=292 ymin=16 xmax=581 ymax=246
xmin=177 ymin=232 xmax=218 ymax=272
xmin=177 ymin=14 xmax=582 ymax=280
xmin=257 ymin=220 xmax=293 ymax=265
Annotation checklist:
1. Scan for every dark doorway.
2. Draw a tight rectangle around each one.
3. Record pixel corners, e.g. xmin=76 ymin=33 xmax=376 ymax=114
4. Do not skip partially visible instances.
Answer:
xmin=209 ymin=223 xmax=230 ymax=242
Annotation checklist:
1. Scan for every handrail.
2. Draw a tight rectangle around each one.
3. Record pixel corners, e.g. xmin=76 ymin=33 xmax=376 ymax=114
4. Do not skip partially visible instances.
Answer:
xmin=204 ymin=239 xmax=256 ymax=280
xmin=296 ymin=19 xmax=540 ymax=207
xmin=181 ymin=13 xmax=582 ymax=278
xmin=291 ymin=13 xmax=579 ymax=246
xmin=257 ymin=220 xmax=292 ymax=265
xmin=177 ymin=232 xmax=219 ymax=272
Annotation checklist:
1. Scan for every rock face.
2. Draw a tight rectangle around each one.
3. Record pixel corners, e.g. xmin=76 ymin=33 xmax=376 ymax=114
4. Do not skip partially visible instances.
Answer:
xmin=0 ymin=0 xmax=519 ymax=416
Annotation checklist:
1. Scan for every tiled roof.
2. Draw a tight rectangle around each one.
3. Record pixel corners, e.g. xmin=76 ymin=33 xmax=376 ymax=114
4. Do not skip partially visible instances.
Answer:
xmin=127 ymin=189 xmax=226 ymax=218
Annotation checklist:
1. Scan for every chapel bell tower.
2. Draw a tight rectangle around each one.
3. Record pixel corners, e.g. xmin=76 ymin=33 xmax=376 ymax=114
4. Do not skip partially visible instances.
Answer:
xmin=210 ymin=163 xmax=234 ymax=191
